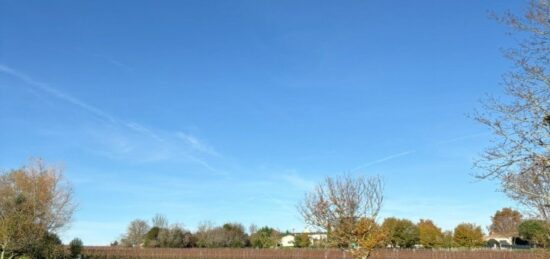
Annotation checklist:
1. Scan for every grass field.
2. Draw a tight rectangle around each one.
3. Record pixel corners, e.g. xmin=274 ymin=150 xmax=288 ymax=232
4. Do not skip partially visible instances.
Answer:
xmin=82 ymin=247 xmax=548 ymax=259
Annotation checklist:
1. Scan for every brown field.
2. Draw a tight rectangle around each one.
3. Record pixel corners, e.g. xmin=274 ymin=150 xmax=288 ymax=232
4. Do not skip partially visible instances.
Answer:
xmin=82 ymin=247 xmax=548 ymax=259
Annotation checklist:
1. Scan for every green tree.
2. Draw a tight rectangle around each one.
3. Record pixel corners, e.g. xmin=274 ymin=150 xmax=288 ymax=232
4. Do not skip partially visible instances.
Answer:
xmin=382 ymin=218 xmax=419 ymax=248
xmin=417 ymin=219 xmax=444 ymax=248
xmin=69 ymin=238 xmax=83 ymax=259
xmin=294 ymin=233 xmax=311 ymax=248
xmin=518 ymin=220 xmax=550 ymax=248
xmin=442 ymin=231 xmax=454 ymax=248
xmin=453 ymin=223 xmax=484 ymax=248
xmin=143 ymin=226 xmax=161 ymax=247
xmin=250 ymin=227 xmax=279 ymax=248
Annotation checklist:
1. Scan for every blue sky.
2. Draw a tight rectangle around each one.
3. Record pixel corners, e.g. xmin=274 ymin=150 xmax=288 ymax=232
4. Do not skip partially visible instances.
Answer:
xmin=0 ymin=0 xmax=525 ymax=245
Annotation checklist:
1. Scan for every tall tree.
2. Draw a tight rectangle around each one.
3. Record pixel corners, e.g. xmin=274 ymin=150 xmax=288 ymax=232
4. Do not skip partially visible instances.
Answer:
xmin=0 ymin=159 xmax=74 ymax=259
xmin=489 ymin=208 xmax=522 ymax=237
xmin=298 ymin=174 xmax=384 ymax=258
xmin=474 ymin=0 xmax=550 ymax=221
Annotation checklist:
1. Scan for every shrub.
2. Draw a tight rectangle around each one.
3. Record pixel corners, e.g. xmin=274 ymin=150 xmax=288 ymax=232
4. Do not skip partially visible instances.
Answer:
xmin=69 ymin=238 xmax=83 ymax=258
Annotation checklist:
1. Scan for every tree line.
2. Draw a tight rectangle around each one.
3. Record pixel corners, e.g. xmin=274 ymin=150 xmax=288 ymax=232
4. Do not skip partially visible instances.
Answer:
xmin=113 ymin=207 xmax=550 ymax=250
xmin=115 ymin=215 xmax=281 ymax=249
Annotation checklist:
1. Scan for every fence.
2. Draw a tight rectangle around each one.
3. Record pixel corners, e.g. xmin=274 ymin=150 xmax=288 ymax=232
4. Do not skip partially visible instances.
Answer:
xmin=82 ymin=247 xmax=548 ymax=259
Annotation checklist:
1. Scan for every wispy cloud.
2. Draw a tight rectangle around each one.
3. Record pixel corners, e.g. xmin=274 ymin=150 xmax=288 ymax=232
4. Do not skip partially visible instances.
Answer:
xmin=352 ymin=150 xmax=416 ymax=171
xmin=279 ymin=172 xmax=316 ymax=191
xmin=0 ymin=64 xmax=118 ymax=124
xmin=435 ymin=132 xmax=489 ymax=145
xmin=0 ymin=64 xmax=222 ymax=174
xmin=350 ymin=132 xmax=490 ymax=172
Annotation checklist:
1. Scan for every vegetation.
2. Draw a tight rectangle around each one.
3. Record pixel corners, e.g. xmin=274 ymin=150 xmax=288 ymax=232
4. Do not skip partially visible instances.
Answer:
xmin=0 ymin=159 xmax=75 ymax=259
xmin=453 ymin=223 xmax=484 ymax=248
xmin=69 ymin=238 xmax=83 ymax=259
xmin=417 ymin=219 xmax=444 ymax=248
xmin=298 ymin=174 xmax=384 ymax=258
xmin=293 ymin=233 xmax=311 ymax=248
xmin=249 ymin=227 xmax=279 ymax=248
xmin=518 ymin=220 xmax=550 ymax=248
xmin=474 ymin=0 xmax=550 ymax=222
xmin=381 ymin=218 xmax=419 ymax=248
xmin=489 ymin=208 xmax=522 ymax=238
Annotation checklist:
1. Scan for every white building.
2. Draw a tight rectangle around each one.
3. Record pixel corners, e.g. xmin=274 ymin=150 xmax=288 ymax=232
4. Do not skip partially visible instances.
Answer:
xmin=279 ymin=232 xmax=327 ymax=247
xmin=280 ymin=234 xmax=295 ymax=247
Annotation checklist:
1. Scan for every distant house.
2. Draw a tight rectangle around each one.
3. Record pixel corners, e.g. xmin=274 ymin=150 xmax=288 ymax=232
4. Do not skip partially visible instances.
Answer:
xmin=280 ymin=234 xmax=295 ymax=247
xmin=279 ymin=232 xmax=328 ymax=247
xmin=484 ymin=235 xmax=514 ymax=247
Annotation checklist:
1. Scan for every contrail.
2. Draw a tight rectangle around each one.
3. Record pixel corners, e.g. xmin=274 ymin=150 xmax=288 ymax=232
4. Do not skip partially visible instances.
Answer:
xmin=352 ymin=150 xmax=416 ymax=171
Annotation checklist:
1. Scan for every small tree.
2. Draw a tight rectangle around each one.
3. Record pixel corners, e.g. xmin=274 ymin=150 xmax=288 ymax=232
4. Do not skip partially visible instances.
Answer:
xmin=121 ymin=219 xmax=150 ymax=247
xmin=69 ymin=238 xmax=83 ymax=259
xmin=417 ymin=219 xmax=444 ymax=248
xmin=382 ymin=218 xmax=419 ymax=248
xmin=294 ymin=233 xmax=311 ymax=248
xmin=298 ymin=174 xmax=383 ymax=258
xmin=453 ymin=223 xmax=484 ymax=248
xmin=250 ymin=227 xmax=279 ymax=248
xmin=489 ymin=208 xmax=522 ymax=241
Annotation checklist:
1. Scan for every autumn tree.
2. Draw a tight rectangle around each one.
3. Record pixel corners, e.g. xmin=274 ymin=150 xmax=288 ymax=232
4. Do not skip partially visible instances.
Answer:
xmin=474 ymin=0 xmax=550 ymax=221
xmin=121 ymin=219 xmax=150 ymax=247
xmin=0 ymin=159 xmax=74 ymax=259
xmin=453 ymin=223 xmax=484 ymax=248
xmin=350 ymin=218 xmax=385 ymax=259
xmin=299 ymin=174 xmax=383 ymax=258
xmin=381 ymin=218 xmax=419 ymax=248
xmin=489 ymin=208 xmax=522 ymax=239
xmin=417 ymin=219 xmax=444 ymax=248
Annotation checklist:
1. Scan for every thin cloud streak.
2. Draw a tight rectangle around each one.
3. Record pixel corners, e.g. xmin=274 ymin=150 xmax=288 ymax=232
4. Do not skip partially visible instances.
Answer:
xmin=0 ymin=64 xmax=118 ymax=124
xmin=436 ymin=132 xmax=489 ymax=145
xmin=0 ymin=64 xmax=222 ymax=174
xmin=351 ymin=132 xmax=490 ymax=172
xmin=352 ymin=150 xmax=417 ymax=171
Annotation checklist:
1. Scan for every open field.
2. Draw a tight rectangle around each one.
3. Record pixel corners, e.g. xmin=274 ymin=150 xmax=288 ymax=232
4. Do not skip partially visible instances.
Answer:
xmin=82 ymin=247 xmax=548 ymax=259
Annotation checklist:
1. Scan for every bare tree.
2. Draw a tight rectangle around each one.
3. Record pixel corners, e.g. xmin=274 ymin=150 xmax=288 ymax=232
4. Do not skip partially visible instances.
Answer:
xmin=298 ymin=174 xmax=384 ymax=258
xmin=489 ymin=208 xmax=522 ymax=238
xmin=121 ymin=219 xmax=150 ymax=247
xmin=152 ymin=214 xmax=169 ymax=229
xmin=0 ymin=158 xmax=75 ymax=259
xmin=474 ymin=0 xmax=550 ymax=221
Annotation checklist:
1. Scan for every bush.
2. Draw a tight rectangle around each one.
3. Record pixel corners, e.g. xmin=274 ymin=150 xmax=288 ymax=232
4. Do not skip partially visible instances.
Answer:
xmin=69 ymin=238 xmax=83 ymax=258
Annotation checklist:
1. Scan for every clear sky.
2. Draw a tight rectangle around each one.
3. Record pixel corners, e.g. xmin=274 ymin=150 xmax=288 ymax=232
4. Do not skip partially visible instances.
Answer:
xmin=0 ymin=0 xmax=526 ymax=245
